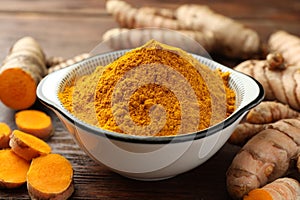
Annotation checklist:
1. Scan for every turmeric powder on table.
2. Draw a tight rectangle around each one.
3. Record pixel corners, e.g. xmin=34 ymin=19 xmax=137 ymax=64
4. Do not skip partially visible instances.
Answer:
xmin=59 ymin=40 xmax=235 ymax=136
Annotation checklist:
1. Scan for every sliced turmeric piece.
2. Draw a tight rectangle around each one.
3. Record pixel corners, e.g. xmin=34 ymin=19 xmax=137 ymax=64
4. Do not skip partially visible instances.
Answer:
xmin=15 ymin=110 xmax=53 ymax=140
xmin=9 ymin=130 xmax=51 ymax=161
xmin=0 ymin=149 xmax=30 ymax=188
xmin=27 ymin=154 xmax=74 ymax=200
xmin=0 ymin=36 xmax=47 ymax=110
xmin=0 ymin=122 xmax=11 ymax=148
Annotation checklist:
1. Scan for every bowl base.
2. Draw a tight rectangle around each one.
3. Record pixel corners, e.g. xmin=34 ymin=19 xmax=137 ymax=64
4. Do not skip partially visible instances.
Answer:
xmin=121 ymin=174 xmax=177 ymax=181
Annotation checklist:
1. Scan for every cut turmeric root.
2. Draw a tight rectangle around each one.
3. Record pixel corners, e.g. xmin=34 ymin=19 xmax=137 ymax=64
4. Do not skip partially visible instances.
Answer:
xmin=27 ymin=154 xmax=74 ymax=200
xmin=243 ymin=178 xmax=300 ymax=200
xmin=9 ymin=130 xmax=51 ymax=161
xmin=0 ymin=149 xmax=30 ymax=188
xmin=15 ymin=110 xmax=53 ymax=140
xmin=0 ymin=122 xmax=11 ymax=148
xmin=0 ymin=36 xmax=47 ymax=110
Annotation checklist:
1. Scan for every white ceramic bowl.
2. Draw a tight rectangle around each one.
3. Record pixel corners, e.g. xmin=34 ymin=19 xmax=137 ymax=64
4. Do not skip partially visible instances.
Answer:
xmin=37 ymin=50 xmax=264 ymax=180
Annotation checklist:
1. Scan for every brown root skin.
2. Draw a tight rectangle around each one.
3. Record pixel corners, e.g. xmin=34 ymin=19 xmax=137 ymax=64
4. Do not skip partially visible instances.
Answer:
xmin=229 ymin=116 xmax=300 ymax=146
xmin=46 ymin=56 xmax=65 ymax=68
xmin=102 ymin=28 xmax=216 ymax=55
xmin=15 ymin=110 xmax=53 ymax=140
xmin=228 ymin=122 xmax=267 ymax=146
xmin=227 ymin=118 xmax=300 ymax=199
xmin=0 ymin=149 xmax=30 ymax=189
xmin=106 ymin=0 xmax=179 ymax=29
xmin=0 ymin=36 xmax=46 ymax=110
xmin=235 ymin=56 xmax=300 ymax=111
xmin=243 ymin=178 xmax=300 ymax=200
xmin=27 ymin=154 xmax=74 ymax=200
xmin=106 ymin=0 xmax=261 ymax=59
xmin=47 ymin=53 xmax=90 ymax=74
xmin=175 ymin=4 xmax=262 ymax=59
xmin=268 ymin=30 xmax=300 ymax=66
xmin=9 ymin=130 xmax=51 ymax=161
xmin=246 ymin=101 xmax=300 ymax=124
xmin=0 ymin=122 xmax=12 ymax=148
xmin=297 ymin=155 xmax=300 ymax=173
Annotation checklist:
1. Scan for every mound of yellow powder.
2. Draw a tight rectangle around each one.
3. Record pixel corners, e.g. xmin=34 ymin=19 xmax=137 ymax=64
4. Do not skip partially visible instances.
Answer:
xmin=59 ymin=40 xmax=235 ymax=136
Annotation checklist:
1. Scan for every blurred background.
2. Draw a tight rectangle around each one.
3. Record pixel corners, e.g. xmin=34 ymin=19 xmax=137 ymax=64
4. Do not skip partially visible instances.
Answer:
xmin=0 ymin=0 xmax=299 ymax=199
xmin=0 ymin=0 xmax=299 ymax=63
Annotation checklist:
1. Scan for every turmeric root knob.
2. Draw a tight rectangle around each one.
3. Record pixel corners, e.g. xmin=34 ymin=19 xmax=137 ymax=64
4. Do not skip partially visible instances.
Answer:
xmin=268 ymin=30 xmax=300 ymax=66
xmin=27 ymin=154 xmax=74 ymax=200
xmin=234 ymin=55 xmax=300 ymax=110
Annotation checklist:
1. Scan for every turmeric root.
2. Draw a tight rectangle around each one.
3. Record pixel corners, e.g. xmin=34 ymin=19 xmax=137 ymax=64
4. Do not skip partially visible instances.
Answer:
xmin=243 ymin=177 xmax=300 ymax=200
xmin=228 ymin=122 xmax=267 ymax=146
xmin=102 ymin=28 xmax=215 ymax=54
xmin=235 ymin=53 xmax=300 ymax=111
xmin=15 ymin=110 xmax=53 ymax=140
xmin=175 ymin=4 xmax=262 ymax=59
xmin=0 ymin=122 xmax=11 ymax=148
xmin=47 ymin=53 xmax=90 ymax=74
xmin=9 ymin=130 xmax=51 ymax=161
xmin=0 ymin=149 xmax=30 ymax=188
xmin=106 ymin=0 xmax=179 ymax=29
xmin=27 ymin=154 xmax=74 ymax=200
xmin=226 ymin=117 xmax=300 ymax=199
xmin=0 ymin=36 xmax=47 ymax=110
xmin=268 ymin=30 xmax=300 ymax=66
xmin=46 ymin=56 xmax=65 ymax=68
xmin=246 ymin=101 xmax=300 ymax=124
xmin=106 ymin=0 xmax=261 ymax=59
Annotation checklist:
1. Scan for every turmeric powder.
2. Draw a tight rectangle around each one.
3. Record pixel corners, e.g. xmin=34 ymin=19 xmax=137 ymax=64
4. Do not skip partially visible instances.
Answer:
xmin=59 ymin=40 xmax=235 ymax=136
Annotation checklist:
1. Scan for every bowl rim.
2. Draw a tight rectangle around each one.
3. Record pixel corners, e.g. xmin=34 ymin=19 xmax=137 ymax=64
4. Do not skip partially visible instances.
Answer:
xmin=37 ymin=51 xmax=265 ymax=144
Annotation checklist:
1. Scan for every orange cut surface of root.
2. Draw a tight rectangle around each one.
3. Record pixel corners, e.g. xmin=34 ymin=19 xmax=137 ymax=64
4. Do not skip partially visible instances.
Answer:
xmin=0 ymin=149 xmax=30 ymax=188
xmin=27 ymin=154 xmax=74 ymax=199
xmin=9 ymin=130 xmax=51 ymax=161
xmin=0 ymin=68 xmax=36 ymax=110
xmin=15 ymin=110 xmax=53 ymax=140
xmin=244 ymin=189 xmax=273 ymax=200
xmin=0 ymin=122 xmax=11 ymax=148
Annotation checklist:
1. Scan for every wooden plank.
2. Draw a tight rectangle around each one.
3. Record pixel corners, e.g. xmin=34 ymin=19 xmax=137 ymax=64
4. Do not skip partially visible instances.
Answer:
xmin=0 ymin=13 xmax=118 ymax=61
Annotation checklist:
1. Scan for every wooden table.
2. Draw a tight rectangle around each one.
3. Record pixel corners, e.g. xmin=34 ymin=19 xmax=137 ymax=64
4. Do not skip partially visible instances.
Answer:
xmin=0 ymin=0 xmax=299 ymax=199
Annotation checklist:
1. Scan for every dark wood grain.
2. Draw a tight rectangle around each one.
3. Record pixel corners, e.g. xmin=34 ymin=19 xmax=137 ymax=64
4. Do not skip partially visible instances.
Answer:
xmin=0 ymin=0 xmax=299 ymax=199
